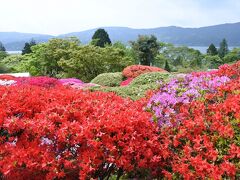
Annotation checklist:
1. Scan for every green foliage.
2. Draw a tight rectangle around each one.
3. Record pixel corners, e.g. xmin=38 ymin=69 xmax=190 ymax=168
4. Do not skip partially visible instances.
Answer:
xmin=207 ymin=43 xmax=218 ymax=56
xmin=16 ymin=37 xmax=133 ymax=81
xmin=129 ymin=72 xmax=170 ymax=86
xmin=90 ymin=72 xmax=171 ymax=100
xmin=59 ymin=45 xmax=134 ymax=82
xmin=26 ymin=37 xmax=80 ymax=76
xmin=157 ymin=45 xmax=203 ymax=71
xmin=0 ymin=41 xmax=6 ymax=52
xmin=164 ymin=60 xmax=171 ymax=72
xmin=91 ymin=72 xmax=124 ymax=87
xmin=22 ymin=39 xmax=37 ymax=55
xmin=202 ymin=55 xmax=223 ymax=69
xmin=0 ymin=55 xmax=26 ymax=72
xmin=130 ymin=35 xmax=160 ymax=66
xmin=91 ymin=83 xmax=159 ymax=100
xmin=218 ymin=38 xmax=229 ymax=58
xmin=112 ymin=41 xmax=138 ymax=63
xmin=0 ymin=51 xmax=8 ymax=61
xmin=223 ymin=48 xmax=240 ymax=63
xmin=154 ymin=54 xmax=168 ymax=68
xmin=92 ymin=28 xmax=112 ymax=47
xmin=0 ymin=63 xmax=9 ymax=73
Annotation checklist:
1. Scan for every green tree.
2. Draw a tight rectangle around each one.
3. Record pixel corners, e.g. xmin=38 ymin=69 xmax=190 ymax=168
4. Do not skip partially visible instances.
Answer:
xmin=203 ymin=55 xmax=223 ymax=69
xmin=0 ymin=41 xmax=6 ymax=52
xmin=0 ymin=42 xmax=8 ymax=61
xmin=1 ymin=55 xmax=27 ymax=72
xmin=207 ymin=43 xmax=218 ymax=56
xmin=0 ymin=51 xmax=8 ymax=61
xmin=173 ymin=56 xmax=183 ymax=66
xmin=164 ymin=60 xmax=171 ymax=72
xmin=112 ymin=41 xmax=137 ymax=63
xmin=130 ymin=35 xmax=160 ymax=66
xmin=160 ymin=45 xmax=203 ymax=70
xmin=25 ymin=37 xmax=80 ymax=77
xmin=22 ymin=39 xmax=37 ymax=55
xmin=218 ymin=38 xmax=229 ymax=58
xmin=223 ymin=48 xmax=240 ymax=63
xmin=154 ymin=54 xmax=169 ymax=68
xmin=0 ymin=63 xmax=8 ymax=73
xmin=92 ymin=28 xmax=112 ymax=47
xmin=59 ymin=45 xmax=133 ymax=82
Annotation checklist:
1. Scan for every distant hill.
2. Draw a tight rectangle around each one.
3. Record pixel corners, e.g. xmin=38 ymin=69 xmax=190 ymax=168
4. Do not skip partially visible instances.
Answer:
xmin=0 ymin=32 xmax=54 ymax=50
xmin=1 ymin=22 xmax=240 ymax=51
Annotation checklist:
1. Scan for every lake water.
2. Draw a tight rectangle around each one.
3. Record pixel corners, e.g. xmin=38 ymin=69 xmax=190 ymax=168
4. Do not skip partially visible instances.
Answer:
xmin=7 ymin=51 xmax=22 ymax=54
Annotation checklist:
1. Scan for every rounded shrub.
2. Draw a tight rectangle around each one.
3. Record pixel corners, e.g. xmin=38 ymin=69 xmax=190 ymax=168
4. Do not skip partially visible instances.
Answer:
xmin=122 ymin=65 xmax=167 ymax=78
xmin=91 ymin=83 xmax=160 ymax=100
xmin=91 ymin=72 xmax=124 ymax=87
xmin=129 ymin=72 xmax=171 ymax=86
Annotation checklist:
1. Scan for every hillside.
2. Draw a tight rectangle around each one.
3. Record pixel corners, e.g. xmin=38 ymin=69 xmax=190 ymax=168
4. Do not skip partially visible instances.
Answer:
xmin=0 ymin=32 xmax=54 ymax=50
xmin=1 ymin=22 xmax=240 ymax=50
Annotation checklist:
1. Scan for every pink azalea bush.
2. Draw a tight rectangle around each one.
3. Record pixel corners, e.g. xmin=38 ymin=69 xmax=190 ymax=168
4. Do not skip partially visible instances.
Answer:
xmin=16 ymin=76 xmax=61 ymax=88
xmin=58 ymin=78 xmax=84 ymax=85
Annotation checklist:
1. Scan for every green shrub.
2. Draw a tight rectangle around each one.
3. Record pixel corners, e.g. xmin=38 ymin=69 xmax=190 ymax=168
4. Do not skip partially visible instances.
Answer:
xmin=91 ymin=72 xmax=124 ymax=87
xmin=90 ymin=83 xmax=160 ymax=100
xmin=90 ymin=72 xmax=173 ymax=100
xmin=129 ymin=72 xmax=171 ymax=86
xmin=0 ymin=63 xmax=9 ymax=73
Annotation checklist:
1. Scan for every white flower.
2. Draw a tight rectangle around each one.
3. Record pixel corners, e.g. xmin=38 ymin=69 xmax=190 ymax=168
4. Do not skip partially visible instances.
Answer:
xmin=0 ymin=80 xmax=16 ymax=86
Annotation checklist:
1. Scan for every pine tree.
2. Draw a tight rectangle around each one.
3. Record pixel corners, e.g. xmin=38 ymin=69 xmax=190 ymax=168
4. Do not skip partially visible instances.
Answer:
xmin=22 ymin=39 xmax=36 ymax=55
xmin=164 ymin=60 xmax=171 ymax=72
xmin=0 ymin=41 xmax=6 ymax=52
xmin=218 ymin=38 xmax=229 ymax=58
xmin=207 ymin=43 xmax=218 ymax=56
xmin=92 ymin=29 xmax=112 ymax=47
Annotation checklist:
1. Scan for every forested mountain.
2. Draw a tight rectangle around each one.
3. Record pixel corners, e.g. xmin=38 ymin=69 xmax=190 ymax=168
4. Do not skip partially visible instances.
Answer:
xmin=1 ymin=22 xmax=240 ymax=50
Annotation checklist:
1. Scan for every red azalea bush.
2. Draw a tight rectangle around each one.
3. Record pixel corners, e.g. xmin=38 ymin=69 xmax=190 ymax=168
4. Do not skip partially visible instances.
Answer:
xmin=191 ymin=60 xmax=240 ymax=78
xmin=158 ymin=77 xmax=240 ymax=179
xmin=122 ymin=65 xmax=167 ymax=78
xmin=0 ymin=61 xmax=239 ymax=179
xmin=0 ymin=86 xmax=163 ymax=179
xmin=0 ymin=75 xmax=16 ymax=81
xmin=16 ymin=76 xmax=61 ymax=88
xmin=215 ymin=60 xmax=240 ymax=78
xmin=120 ymin=78 xmax=134 ymax=86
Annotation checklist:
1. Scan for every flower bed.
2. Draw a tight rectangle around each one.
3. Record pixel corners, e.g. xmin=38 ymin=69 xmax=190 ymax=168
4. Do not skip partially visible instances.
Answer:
xmin=0 ymin=86 xmax=162 ymax=179
xmin=0 ymin=61 xmax=239 ymax=179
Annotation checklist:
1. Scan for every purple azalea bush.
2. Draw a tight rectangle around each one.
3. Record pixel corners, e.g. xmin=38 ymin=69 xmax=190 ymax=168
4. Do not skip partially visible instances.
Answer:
xmin=147 ymin=73 xmax=230 ymax=127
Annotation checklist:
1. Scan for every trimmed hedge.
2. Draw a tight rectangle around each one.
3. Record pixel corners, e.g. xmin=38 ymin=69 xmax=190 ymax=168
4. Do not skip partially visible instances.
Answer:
xmin=129 ymin=72 xmax=171 ymax=86
xmin=91 ymin=72 xmax=124 ymax=87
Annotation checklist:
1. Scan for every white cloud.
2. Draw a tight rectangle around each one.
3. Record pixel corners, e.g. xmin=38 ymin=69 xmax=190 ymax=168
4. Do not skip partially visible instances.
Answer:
xmin=0 ymin=0 xmax=239 ymax=35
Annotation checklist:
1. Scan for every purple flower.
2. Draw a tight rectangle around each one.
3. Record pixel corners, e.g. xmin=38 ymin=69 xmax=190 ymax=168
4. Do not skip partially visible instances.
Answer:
xmin=147 ymin=73 xmax=230 ymax=127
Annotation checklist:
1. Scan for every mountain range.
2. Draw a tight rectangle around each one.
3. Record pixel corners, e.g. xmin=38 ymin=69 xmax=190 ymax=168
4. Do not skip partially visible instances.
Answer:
xmin=1 ymin=22 xmax=240 ymax=51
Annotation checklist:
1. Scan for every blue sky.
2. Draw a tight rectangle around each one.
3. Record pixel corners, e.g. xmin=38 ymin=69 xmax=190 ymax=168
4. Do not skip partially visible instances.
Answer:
xmin=0 ymin=0 xmax=240 ymax=35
